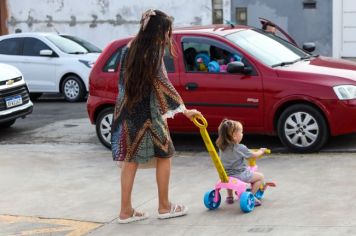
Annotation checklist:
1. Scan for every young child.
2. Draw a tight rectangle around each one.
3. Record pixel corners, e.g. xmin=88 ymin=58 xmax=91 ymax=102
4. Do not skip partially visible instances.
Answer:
xmin=215 ymin=119 xmax=275 ymax=206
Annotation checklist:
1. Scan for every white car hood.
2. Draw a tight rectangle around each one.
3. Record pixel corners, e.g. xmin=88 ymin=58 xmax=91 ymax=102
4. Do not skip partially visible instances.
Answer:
xmin=0 ymin=63 xmax=22 ymax=82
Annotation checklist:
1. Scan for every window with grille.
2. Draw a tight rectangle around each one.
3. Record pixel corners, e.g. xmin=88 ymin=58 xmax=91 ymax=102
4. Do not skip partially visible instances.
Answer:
xmin=212 ymin=0 xmax=223 ymax=24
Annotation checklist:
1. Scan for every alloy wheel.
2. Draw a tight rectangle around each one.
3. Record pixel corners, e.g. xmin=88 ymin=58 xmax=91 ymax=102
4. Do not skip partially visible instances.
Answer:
xmin=284 ymin=111 xmax=319 ymax=148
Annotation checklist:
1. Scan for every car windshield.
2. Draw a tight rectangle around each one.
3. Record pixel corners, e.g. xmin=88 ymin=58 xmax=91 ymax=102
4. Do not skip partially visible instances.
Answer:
xmin=225 ymin=29 xmax=310 ymax=67
xmin=46 ymin=34 xmax=88 ymax=54
xmin=60 ymin=35 xmax=102 ymax=53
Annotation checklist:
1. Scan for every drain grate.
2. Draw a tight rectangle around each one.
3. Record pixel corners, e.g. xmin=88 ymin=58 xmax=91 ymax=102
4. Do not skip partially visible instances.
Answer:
xmin=64 ymin=124 xmax=78 ymax=128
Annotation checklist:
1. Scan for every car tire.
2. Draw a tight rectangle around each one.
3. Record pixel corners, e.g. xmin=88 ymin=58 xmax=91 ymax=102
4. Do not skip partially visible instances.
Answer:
xmin=61 ymin=75 xmax=86 ymax=102
xmin=96 ymin=107 xmax=113 ymax=149
xmin=0 ymin=119 xmax=16 ymax=128
xmin=277 ymin=104 xmax=329 ymax=153
xmin=29 ymin=93 xmax=43 ymax=101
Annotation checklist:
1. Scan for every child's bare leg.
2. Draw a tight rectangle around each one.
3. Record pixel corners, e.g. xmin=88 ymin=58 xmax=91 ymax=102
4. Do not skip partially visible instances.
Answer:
xmin=263 ymin=181 xmax=277 ymax=190
xmin=227 ymin=189 xmax=233 ymax=198
xmin=249 ymin=172 xmax=264 ymax=195
xmin=225 ymin=189 xmax=234 ymax=204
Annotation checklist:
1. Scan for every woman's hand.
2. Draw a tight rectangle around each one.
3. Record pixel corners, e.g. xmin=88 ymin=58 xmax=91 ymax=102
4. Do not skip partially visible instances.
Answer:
xmin=183 ymin=109 xmax=201 ymax=120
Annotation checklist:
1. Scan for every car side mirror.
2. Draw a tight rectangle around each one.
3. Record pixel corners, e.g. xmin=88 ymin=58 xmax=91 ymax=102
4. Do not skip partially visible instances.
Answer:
xmin=39 ymin=49 xmax=54 ymax=56
xmin=302 ymin=42 xmax=315 ymax=53
xmin=227 ymin=61 xmax=251 ymax=74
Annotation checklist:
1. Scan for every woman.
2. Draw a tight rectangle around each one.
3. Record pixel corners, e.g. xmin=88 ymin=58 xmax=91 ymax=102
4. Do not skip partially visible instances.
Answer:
xmin=111 ymin=9 xmax=201 ymax=224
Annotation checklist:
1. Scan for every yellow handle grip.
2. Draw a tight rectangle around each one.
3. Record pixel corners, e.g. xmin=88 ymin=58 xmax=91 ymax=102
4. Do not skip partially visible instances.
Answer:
xmin=192 ymin=115 xmax=208 ymax=129
xmin=248 ymin=149 xmax=271 ymax=167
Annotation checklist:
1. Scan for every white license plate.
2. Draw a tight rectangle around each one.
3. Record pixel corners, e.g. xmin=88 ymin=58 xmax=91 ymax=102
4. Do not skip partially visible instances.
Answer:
xmin=5 ymin=95 xmax=23 ymax=108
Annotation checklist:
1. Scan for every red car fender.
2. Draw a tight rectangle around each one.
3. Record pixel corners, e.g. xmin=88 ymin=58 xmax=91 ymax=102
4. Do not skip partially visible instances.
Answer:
xmin=267 ymin=95 xmax=331 ymax=134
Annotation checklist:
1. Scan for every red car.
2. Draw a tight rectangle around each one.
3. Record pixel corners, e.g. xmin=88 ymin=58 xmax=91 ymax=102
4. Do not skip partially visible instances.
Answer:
xmin=87 ymin=24 xmax=356 ymax=152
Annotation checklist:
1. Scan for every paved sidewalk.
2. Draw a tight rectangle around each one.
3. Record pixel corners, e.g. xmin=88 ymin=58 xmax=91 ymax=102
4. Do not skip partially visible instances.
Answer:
xmin=1 ymin=143 xmax=356 ymax=236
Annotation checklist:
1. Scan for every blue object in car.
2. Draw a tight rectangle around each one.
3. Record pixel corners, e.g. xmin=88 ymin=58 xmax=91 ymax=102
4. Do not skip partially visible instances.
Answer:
xmin=228 ymin=54 xmax=242 ymax=62
xmin=195 ymin=53 xmax=210 ymax=67
xmin=208 ymin=61 xmax=220 ymax=72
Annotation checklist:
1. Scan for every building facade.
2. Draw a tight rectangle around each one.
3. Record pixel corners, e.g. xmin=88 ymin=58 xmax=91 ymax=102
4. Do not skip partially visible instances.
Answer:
xmin=230 ymin=0 xmax=333 ymax=57
xmin=3 ymin=0 xmax=216 ymax=49
xmin=1 ymin=0 xmax=355 ymax=58
xmin=230 ymin=0 xmax=356 ymax=58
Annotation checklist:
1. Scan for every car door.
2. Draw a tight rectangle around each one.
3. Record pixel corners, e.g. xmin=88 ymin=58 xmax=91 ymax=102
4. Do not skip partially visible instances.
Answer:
xmin=171 ymin=34 xmax=264 ymax=133
xmin=19 ymin=37 xmax=57 ymax=92
xmin=259 ymin=17 xmax=298 ymax=46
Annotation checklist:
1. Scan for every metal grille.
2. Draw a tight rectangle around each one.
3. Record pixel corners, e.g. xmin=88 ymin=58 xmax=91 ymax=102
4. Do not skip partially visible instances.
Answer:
xmin=0 ymin=76 xmax=22 ymax=86
xmin=0 ymin=84 xmax=30 ymax=111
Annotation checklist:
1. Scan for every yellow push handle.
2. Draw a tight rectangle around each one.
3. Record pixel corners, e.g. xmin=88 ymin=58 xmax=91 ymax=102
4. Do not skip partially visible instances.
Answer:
xmin=192 ymin=115 xmax=229 ymax=183
xmin=192 ymin=114 xmax=208 ymax=129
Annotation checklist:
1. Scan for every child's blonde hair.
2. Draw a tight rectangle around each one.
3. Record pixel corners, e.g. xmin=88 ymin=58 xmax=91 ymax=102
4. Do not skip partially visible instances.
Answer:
xmin=215 ymin=119 xmax=242 ymax=151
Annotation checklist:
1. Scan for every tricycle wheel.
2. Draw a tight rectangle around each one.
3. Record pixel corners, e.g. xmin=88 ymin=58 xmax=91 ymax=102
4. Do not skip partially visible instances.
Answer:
xmin=203 ymin=190 xmax=221 ymax=210
xmin=255 ymin=189 xmax=264 ymax=200
xmin=239 ymin=191 xmax=255 ymax=213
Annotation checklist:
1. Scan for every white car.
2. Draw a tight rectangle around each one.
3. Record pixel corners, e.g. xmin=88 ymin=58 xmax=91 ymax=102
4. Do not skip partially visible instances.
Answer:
xmin=0 ymin=63 xmax=33 ymax=128
xmin=0 ymin=33 xmax=101 ymax=102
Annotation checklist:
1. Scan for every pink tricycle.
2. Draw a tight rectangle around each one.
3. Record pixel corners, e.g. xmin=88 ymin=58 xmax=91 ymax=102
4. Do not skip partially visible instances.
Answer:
xmin=192 ymin=115 xmax=274 ymax=213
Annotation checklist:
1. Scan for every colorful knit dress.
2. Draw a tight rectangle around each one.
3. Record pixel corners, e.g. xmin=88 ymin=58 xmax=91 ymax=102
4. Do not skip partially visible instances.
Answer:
xmin=111 ymin=47 xmax=185 ymax=164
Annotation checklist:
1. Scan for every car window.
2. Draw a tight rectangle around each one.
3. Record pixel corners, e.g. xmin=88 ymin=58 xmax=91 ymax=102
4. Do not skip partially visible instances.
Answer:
xmin=46 ymin=34 xmax=88 ymax=54
xmin=60 ymin=35 xmax=102 ymax=53
xmin=23 ymin=37 xmax=52 ymax=56
xmin=164 ymin=48 xmax=175 ymax=73
xmin=182 ymin=40 xmax=243 ymax=73
xmin=103 ymin=46 xmax=175 ymax=73
xmin=0 ymin=38 xmax=22 ymax=55
xmin=103 ymin=46 xmax=124 ymax=72
xmin=226 ymin=29 xmax=309 ymax=67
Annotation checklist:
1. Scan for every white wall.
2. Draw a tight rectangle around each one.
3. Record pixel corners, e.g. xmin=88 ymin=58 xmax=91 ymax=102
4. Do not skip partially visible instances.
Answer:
xmin=340 ymin=0 xmax=356 ymax=57
xmin=332 ymin=0 xmax=342 ymax=58
xmin=333 ymin=0 xmax=356 ymax=58
xmin=7 ymin=0 xmax=212 ymax=49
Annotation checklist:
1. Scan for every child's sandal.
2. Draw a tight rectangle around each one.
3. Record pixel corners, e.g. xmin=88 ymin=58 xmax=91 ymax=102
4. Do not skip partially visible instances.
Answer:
xmin=226 ymin=196 xmax=234 ymax=204
xmin=254 ymin=198 xmax=262 ymax=207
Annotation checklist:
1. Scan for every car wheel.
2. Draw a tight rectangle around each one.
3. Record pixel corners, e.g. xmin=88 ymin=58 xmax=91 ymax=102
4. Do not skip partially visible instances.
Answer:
xmin=61 ymin=75 xmax=86 ymax=102
xmin=29 ymin=93 xmax=43 ymax=101
xmin=277 ymin=104 xmax=328 ymax=152
xmin=0 ymin=119 xmax=16 ymax=128
xmin=96 ymin=107 xmax=113 ymax=149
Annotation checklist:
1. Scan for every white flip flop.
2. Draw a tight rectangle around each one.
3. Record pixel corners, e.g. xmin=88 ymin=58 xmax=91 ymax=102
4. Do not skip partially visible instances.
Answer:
xmin=157 ymin=203 xmax=188 ymax=219
xmin=117 ymin=209 xmax=149 ymax=224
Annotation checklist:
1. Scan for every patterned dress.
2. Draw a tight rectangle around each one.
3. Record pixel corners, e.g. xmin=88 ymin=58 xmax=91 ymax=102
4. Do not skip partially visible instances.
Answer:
xmin=111 ymin=47 xmax=185 ymax=164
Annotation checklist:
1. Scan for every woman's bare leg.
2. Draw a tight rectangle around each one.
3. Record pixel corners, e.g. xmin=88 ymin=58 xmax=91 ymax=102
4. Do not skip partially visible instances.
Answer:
xmin=156 ymin=157 xmax=171 ymax=213
xmin=119 ymin=161 xmax=139 ymax=219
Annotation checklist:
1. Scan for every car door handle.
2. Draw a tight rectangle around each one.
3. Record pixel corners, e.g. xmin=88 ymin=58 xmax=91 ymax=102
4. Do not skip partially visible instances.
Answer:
xmin=185 ymin=82 xmax=198 ymax=91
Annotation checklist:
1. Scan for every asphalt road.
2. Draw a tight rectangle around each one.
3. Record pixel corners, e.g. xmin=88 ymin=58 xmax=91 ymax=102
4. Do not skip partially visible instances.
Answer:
xmin=1 ymin=94 xmax=356 ymax=153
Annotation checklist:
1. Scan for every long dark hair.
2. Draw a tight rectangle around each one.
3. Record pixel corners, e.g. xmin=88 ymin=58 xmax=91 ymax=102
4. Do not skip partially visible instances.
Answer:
xmin=124 ymin=9 xmax=175 ymax=110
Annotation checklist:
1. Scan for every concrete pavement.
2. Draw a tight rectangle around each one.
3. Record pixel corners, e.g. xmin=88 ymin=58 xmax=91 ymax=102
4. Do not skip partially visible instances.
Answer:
xmin=1 ymin=143 xmax=356 ymax=236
